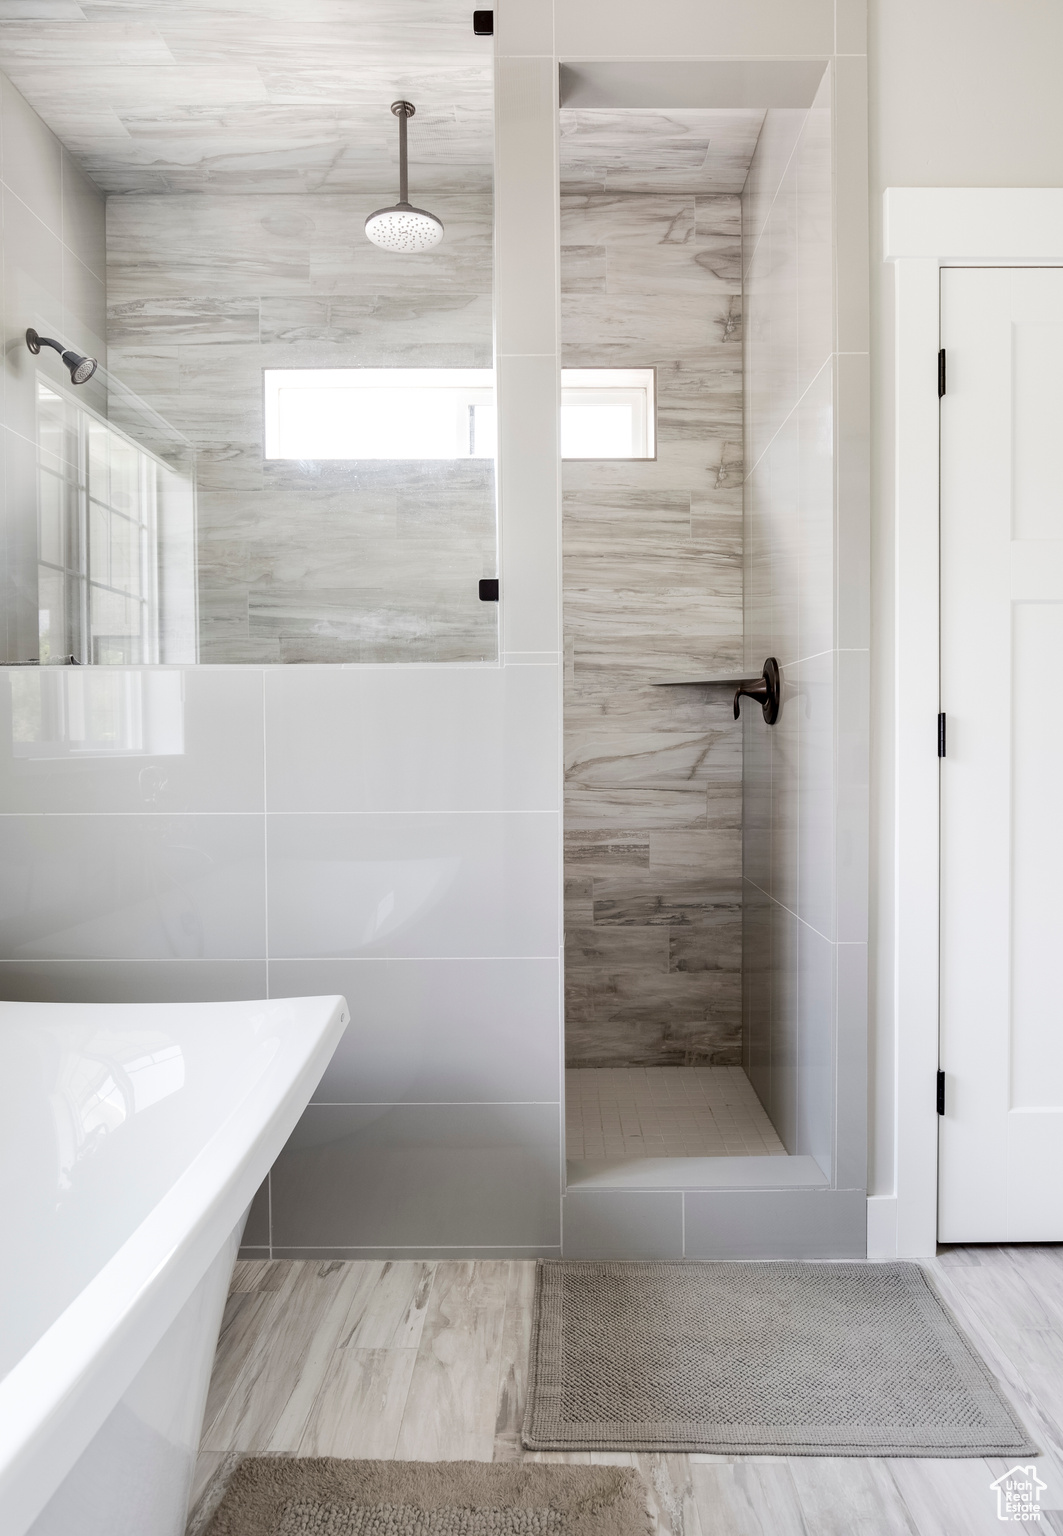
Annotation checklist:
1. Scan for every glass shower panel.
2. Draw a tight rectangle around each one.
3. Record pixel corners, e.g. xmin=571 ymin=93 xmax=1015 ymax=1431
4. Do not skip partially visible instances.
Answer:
xmin=0 ymin=32 xmax=495 ymax=668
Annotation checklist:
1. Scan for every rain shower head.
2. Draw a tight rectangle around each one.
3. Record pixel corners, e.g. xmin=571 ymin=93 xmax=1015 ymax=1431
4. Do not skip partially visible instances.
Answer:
xmin=26 ymin=328 xmax=98 ymax=385
xmin=364 ymin=101 xmax=444 ymax=253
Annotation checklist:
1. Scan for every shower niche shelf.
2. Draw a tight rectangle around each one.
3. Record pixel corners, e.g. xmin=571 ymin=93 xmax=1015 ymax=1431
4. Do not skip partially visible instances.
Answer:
xmin=653 ymin=656 xmax=781 ymax=725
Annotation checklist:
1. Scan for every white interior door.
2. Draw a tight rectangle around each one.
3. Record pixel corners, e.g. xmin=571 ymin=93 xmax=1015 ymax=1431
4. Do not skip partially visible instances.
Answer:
xmin=939 ymin=267 xmax=1063 ymax=1242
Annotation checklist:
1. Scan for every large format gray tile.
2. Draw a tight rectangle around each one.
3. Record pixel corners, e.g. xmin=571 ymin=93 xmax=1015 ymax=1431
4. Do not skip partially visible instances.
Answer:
xmin=242 ymin=1177 xmax=271 ymax=1247
xmin=0 ymin=957 xmax=267 ymax=1002
xmin=769 ymin=900 xmax=799 ymax=1152
xmin=266 ymin=812 xmax=559 ymax=959
xmin=796 ymin=921 xmax=833 ymax=1174
xmin=270 ymin=1103 xmax=562 ymax=1249
xmin=0 ymin=812 xmax=266 ymax=958
xmin=264 ymin=665 xmax=558 ymax=815
xmin=836 ymin=646 xmax=870 ymax=943
xmin=0 ymin=428 xmax=38 ymax=667
xmin=561 ymin=1189 xmax=683 ymax=1259
xmin=269 ymin=956 xmax=561 ymax=1104
xmin=835 ymin=939 xmax=868 ymax=1193
xmin=60 ymin=146 xmax=106 ymax=280
xmin=683 ymin=1188 xmax=867 ymax=1259
xmin=1 ymin=73 xmax=62 ymax=234
xmin=797 ymin=649 xmax=835 ymax=939
xmin=2 ymin=183 xmax=64 ymax=444
xmin=0 ymin=667 xmax=265 ymax=813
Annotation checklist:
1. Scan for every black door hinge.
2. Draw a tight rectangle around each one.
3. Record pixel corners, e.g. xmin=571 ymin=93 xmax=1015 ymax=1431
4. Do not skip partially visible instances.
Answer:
xmin=938 ymin=348 xmax=946 ymax=398
xmin=473 ymin=9 xmax=493 ymax=34
xmin=937 ymin=712 xmax=946 ymax=758
xmin=478 ymin=577 xmax=499 ymax=601
xmin=936 ymin=1069 xmax=946 ymax=1115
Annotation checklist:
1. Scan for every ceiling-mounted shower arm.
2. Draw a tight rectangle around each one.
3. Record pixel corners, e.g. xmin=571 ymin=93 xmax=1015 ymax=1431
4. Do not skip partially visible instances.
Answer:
xmin=392 ymin=99 xmax=414 ymax=205
xmin=652 ymin=657 xmax=782 ymax=725
xmin=364 ymin=101 xmax=444 ymax=252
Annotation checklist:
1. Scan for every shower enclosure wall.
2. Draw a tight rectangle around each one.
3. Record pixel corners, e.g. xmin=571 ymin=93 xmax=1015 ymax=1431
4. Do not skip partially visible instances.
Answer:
xmin=0 ymin=0 xmax=868 ymax=1261
xmin=558 ymin=50 xmax=870 ymax=1259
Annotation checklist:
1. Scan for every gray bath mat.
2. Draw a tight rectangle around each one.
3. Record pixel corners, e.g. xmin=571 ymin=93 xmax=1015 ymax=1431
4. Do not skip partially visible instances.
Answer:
xmin=522 ymin=1260 xmax=1035 ymax=1457
xmin=202 ymin=1458 xmax=651 ymax=1536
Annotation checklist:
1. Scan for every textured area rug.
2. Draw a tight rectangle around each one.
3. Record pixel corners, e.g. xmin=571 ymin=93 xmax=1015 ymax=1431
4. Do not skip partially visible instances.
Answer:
xmin=202 ymin=1459 xmax=652 ymax=1536
xmin=522 ymin=1260 xmax=1035 ymax=1456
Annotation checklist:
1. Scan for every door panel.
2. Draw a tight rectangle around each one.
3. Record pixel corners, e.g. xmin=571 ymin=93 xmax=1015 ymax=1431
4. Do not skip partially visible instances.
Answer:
xmin=939 ymin=267 xmax=1063 ymax=1242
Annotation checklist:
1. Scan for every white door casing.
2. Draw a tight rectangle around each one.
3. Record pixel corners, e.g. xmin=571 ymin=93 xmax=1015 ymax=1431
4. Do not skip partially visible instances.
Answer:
xmin=939 ymin=267 xmax=1063 ymax=1242
xmin=885 ymin=189 xmax=1063 ymax=1258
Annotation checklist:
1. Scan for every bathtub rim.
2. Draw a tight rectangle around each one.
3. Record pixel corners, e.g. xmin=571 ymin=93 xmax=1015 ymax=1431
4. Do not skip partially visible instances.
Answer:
xmin=0 ymin=993 xmax=349 ymax=1536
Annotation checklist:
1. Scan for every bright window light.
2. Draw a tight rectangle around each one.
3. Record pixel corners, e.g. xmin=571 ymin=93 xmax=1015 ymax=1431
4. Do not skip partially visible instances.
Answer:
xmin=561 ymin=369 xmax=655 ymax=459
xmin=263 ymin=366 xmax=655 ymax=461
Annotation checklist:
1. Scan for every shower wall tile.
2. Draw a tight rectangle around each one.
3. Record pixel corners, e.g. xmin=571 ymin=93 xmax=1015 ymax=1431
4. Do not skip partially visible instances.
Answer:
xmin=0 ymin=957 xmax=267 ymax=1003
xmin=0 ymin=77 xmax=110 ymax=658
xmin=2 ymin=183 xmax=65 ymax=445
xmin=269 ymin=956 xmax=561 ymax=1105
xmin=61 ymin=147 xmax=106 ymax=282
xmin=797 ymin=920 xmax=833 ymax=1173
xmin=833 ymin=55 xmax=871 ymax=356
xmin=106 ymin=190 xmax=497 ymax=664
xmin=561 ymin=189 xmax=745 ymax=1068
xmin=798 ymin=359 xmax=836 ymax=664
xmin=1 ymin=70 xmax=62 ymax=230
xmin=562 ymin=1189 xmax=684 ymax=1260
xmin=795 ymin=76 xmax=834 ymax=395
xmin=265 ymin=811 xmax=559 ymax=960
xmin=0 ymin=811 xmax=266 ymax=959
xmin=0 ymin=666 xmax=265 ymax=814
xmin=768 ymin=899 xmax=799 ymax=1151
xmin=269 ymin=1102 xmax=562 ymax=1250
xmin=264 ymin=664 xmax=559 ymax=815
xmin=497 ymin=352 xmax=562 ymax=658
xmin=740 ymin=57 xmax=869 ymax=1194
xmin=836 ymin=350 xmax=871 ymax=651
xmin=836 ymin=645 xmax=871 ymax=944
xmin=798 ymin=650 xmax=836 ymax=941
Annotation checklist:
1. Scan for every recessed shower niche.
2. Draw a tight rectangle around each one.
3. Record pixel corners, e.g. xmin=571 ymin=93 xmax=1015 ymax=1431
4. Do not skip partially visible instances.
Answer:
xmin=560 ymin=59 xmax=864 ymax=1214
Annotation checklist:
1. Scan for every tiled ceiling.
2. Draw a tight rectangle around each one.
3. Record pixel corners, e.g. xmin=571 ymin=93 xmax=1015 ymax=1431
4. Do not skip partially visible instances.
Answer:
xmin=560 ymin=109 xmax=766 ymax=196
xmin=0 ymin=0 xmax=493 ymax=194
xmin=0 ymin=4 xmax=766 ymax=200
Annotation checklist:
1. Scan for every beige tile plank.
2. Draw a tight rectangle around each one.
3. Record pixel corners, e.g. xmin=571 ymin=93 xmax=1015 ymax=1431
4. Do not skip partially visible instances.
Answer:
xmin=296 ymin=1346 xmax=419 ymax=1460
xmin=493 ymin=1261 xmax=538 ymax=1461
xmin=394 ymin=1259 xmax=510 ymax=1462
xmin=689 ymin=1462 xmax=808 ymax=1536
xmin=786 ymin=1458 xmax=921 ymax=1536
xmin=338 ymin=1259 xmax=436 ymax=1351
xmin=886 ymin=1458 xmax=1007 ymax=1536
xmin=265 ymin=1262 xmax=389 ymax=1452
xmin=201 ymin=1260 xmax=360 ymax=1456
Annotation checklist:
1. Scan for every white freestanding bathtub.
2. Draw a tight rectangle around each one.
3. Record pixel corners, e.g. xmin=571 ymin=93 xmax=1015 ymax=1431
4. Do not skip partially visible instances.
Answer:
xmin=0 ymin=995 xmax=349 ymax=1536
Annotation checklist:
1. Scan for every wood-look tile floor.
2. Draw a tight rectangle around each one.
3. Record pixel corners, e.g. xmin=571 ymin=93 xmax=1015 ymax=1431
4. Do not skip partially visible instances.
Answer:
xmin=187 ymin=1246 xmax=1063 ymax=1536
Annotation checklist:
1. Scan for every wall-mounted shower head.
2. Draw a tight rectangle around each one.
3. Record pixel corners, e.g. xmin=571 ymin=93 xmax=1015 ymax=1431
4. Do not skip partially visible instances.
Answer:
xmin=26 ymin=328 xmax=98 ymax=386
xmin=364 ymin=101 xmax=444 ymax=253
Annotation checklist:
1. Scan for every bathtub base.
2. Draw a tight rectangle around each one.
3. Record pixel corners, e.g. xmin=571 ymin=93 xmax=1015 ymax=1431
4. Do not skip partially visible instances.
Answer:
xmin=28 ymin=1224 xmax=241 ymax=1536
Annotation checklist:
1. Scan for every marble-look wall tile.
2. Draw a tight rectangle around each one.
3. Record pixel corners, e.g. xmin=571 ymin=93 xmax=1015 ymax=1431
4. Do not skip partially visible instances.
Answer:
xmin=561 ymin=188 xmax=744 ymax=1068
xmin=107 ymin=190 xmax=496 ymax=664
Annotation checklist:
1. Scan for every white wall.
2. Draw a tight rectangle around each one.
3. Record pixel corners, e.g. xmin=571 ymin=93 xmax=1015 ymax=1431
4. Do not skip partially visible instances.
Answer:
xmin=867 ymin=0 xmax=1063 ymax=1196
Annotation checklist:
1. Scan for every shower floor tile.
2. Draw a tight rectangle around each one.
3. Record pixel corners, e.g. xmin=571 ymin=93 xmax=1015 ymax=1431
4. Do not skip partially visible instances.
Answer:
xmin=564 ymin=1065 xmax=787 ymax=1159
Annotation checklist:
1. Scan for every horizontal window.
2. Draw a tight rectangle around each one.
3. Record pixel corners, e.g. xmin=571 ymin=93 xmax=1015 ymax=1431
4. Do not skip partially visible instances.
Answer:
xmin=263 ymin=367 xmax=655 ymax=461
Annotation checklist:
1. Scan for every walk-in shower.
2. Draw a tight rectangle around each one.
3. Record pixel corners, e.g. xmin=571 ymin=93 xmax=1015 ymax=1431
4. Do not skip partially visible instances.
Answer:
xmin=560 ymin=57 xmax=863 ymax=1236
